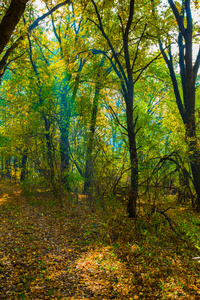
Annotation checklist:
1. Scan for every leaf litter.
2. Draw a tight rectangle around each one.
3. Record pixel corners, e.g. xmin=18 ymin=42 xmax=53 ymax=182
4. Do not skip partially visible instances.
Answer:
xmin=0 ymin=183 xmax=200 ymax=299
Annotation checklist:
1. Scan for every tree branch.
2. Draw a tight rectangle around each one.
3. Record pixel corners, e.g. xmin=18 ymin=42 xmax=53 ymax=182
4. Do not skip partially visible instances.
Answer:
xmin=91 ymin=48 xmax=127 ymax=95
xmin=90 ymin=0 xmax=128 ymax=88
xmin=108 ymin=105 xmax=128 ymax=132
xmin=193 ymin=47 xmax=200 ymax=81
xmin=28 ymin=0 xmax=71 ymax=32
xmin=0 ymin=0 xmax=29 ymax=55
xmin=159 ymin=40 xmax=186 ymax=123
xmin=132 ymin=23 xmax=147 ymax=71
xmin=168 ymin=0 xmax=186 ymax=37
xmin=178 ymin=32 xmax=187 ymax=100
xmin=133 ymin=50 xmax=162 ymax=83
xmin=0 ymin=0 xmax=70 ymax=78
xmin=124 ymin=0 xmax=135 ymax=39
xmin=123 ymin=0 xmax=135 ymax=86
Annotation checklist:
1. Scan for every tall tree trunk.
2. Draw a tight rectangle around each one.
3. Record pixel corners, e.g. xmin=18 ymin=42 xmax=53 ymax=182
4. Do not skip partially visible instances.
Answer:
xmin=126 ymin=96 xmax=138 ymax=218
xmin=186 ymin=114 xmax=200 ymax=208
xmin=13 ymin=156 xmax=17 ymax=183
xmin=44 ymin=117 xmax=55 ymax=184
xmin=20 ymin=151 xmax=28 ymax=182
xmin=84 ymin=84 xmax=100 ymax=192
xmin=5 ymin=158 xmax=11 ymax=180
xmin=0 ymin=157 xmax=4 ymax=179
xmin=60 ymin=69 xmax=82 ymax=189
xmin=60 ymin=125 xmax=71 ymax=190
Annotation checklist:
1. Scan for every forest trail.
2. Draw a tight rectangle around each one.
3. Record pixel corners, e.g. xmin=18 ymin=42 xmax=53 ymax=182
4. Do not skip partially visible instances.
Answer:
xmin=0 ymin=182 xmax=104 ymax=299
xmin=1 ymin=182 xmax=200 ymax=299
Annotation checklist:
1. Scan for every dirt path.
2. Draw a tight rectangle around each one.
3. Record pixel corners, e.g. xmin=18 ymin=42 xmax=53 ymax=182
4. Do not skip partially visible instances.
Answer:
xmin=0 ymin=183 xmax=105 ymax=299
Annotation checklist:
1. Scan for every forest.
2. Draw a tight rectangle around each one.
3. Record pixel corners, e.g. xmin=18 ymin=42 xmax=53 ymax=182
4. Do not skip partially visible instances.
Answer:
xmin=0 ymin=0 xmax=200 ymax=299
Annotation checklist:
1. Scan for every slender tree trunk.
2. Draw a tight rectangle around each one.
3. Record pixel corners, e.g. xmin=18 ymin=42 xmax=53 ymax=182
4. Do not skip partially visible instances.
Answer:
xmin=0 ymin=157 xmax=3 ymax=179
xmin=44 ymin=117 xmax=55 ymax=182
xmin=126 ymin=96 xmax=138 ymax=218
xmin=185 ymin=114 xmax=200 ymax=208
xmin=60 ymin=71 xmax=81 ymax=190
xmin=5 ymin=158 xmax=11 ymax=180
xmin=20 ymin=151 xmax=28 ymax=182
xmin=44 ymin=116 xmax=64 ymax=205
xmin=84 ymin=84 xmax=100 ymax=193
xmin=13 ymin=156 xmax=17 ymax=183
xmin=60 ymin=125 xmax=71 ymax=190
xmin=84 ymin=142 xmax=94 ymax=192
xmin=50 ymin=12 xmax=85 ymax=191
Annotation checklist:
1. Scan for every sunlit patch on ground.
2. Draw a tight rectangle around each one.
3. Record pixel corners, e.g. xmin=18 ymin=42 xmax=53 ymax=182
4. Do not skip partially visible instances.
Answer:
xmin=73 ymin=246 xmax=137 ymax=298
xmin=0 ymin=193 xmax=9 ymax=204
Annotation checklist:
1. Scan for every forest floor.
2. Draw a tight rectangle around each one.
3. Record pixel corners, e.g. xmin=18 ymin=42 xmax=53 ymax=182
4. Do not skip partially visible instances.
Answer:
xmin=0 ymin=182 xmax=200 ymax=299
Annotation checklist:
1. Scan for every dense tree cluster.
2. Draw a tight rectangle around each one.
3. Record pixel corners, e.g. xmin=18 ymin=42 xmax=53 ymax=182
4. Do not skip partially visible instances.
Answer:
xmin=0 ymin=0 xmax=200 ymax=216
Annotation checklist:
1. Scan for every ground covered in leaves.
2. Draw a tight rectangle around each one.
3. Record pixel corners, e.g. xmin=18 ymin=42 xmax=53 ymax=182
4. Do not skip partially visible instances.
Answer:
xmin=1 ymin=182 xmax=200 ymax=299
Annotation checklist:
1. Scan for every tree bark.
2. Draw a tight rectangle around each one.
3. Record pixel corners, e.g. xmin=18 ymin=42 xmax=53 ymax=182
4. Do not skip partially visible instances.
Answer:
xmin=185 ymin=115 xmax=200 ymax=208
xmin=84 ymin=83 xmax=100 ymax=193
xmin=20 ymin=151 xmax=28 ymax=182
xmin=126 ymin=95 xmax=138 ymax=218
xmin=0 ymin=0 xmax=29 ymax=56
xmin=60 ymin=125 xmax=71 ymax=189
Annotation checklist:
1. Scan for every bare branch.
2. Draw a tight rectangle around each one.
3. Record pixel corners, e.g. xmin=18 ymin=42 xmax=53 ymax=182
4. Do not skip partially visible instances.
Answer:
xmin=108 ymin=105 xmax=128 ymax=132
xmin=132 ymin=23 xmax=147 ymax=71
xmin=133 ymin=50 xmax=162 ymax=83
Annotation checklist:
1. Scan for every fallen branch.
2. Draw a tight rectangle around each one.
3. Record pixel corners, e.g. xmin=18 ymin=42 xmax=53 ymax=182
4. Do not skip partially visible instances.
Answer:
xmin=153 ymin=207 xmax=182 ymax=240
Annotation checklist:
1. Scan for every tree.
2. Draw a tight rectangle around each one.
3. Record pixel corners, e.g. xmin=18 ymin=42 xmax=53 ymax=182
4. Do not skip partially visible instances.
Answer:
xmin=87 ymin=0 xmax=160 ymax=217
xmin=155 ymin=0 xmax=200 ymax=207
xmin=47 ymin=3 xmax=86 ymax=189
xmin=84 ymin=80 xmax=100 ymax=192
